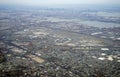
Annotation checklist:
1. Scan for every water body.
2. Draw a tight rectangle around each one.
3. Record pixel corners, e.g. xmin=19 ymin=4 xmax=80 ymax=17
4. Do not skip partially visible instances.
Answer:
xmin=57 ymin=18 xmax=120 ymax=28
xmin=79 ymin=20 xmax=120 ymax=28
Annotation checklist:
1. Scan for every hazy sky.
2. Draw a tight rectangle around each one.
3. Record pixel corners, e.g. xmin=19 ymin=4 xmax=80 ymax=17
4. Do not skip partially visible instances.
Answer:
xmin=0 ymin=0 xmax=120 ymax=6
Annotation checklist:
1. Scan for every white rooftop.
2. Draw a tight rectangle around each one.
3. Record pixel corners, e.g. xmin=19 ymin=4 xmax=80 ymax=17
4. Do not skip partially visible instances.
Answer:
xmin=98 ymin=57 xmax=106 ymax=60
xmin=101 ymin=48 xmax=109 ymax=51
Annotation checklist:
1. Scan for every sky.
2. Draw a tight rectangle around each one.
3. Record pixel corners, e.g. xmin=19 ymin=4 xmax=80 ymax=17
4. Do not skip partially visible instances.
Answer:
xmin=0 ymin=0 xmax=120 ymax=6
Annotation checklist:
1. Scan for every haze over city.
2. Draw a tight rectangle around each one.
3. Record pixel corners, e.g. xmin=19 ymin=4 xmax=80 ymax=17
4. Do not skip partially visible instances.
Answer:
xmin=0 ymin=0 xmax=120 ymax=6
xmin=0 ymin=0 xmax=120 ymax=77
